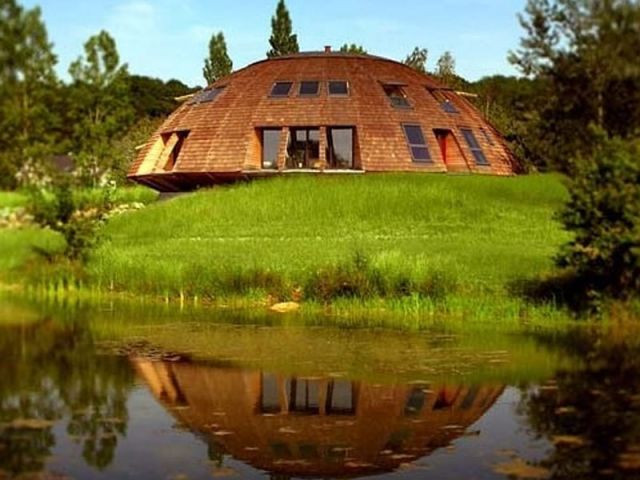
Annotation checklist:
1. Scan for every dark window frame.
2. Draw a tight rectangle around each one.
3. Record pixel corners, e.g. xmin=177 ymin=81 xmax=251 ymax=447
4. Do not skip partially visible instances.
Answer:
xmin=270 ymin=81 xmax=294 ymax=98
xmin=328 ymin=80 xmax=349 ymax=96
xmin=402 ymin=124 xmax=432 ymax=163
xmin=383 ymin=83 xmax=411 ymax=109
xmin=460 ymin=127 xmax=490 ymax=166
xmin=299 ymin=80 xmax=321 ymax=97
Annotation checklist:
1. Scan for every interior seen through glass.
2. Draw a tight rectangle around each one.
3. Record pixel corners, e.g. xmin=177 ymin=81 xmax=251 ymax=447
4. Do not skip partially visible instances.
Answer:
xmin=265 ymin=127 xmax=356 ymax=170
xmin=261 ymin=129 xmax=281 ymax=169
xmin=328 ymin=128 xmax=354 ymax=169
xmin=287 ymin=128 xmax=320 ymax=168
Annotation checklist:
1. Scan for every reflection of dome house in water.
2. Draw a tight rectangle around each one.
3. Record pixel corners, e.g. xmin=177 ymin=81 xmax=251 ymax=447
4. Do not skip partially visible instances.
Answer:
xmin=134 ymin=360 xmax=504 ymax=478
xmin=128 ymin=49 xmax=519 ymax=192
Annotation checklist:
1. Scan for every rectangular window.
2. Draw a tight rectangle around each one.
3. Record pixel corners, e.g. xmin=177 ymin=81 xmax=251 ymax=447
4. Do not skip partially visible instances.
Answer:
xmin=383 ymin=84 xmax=410 ymax=108
xmin=327 ymin=127 xmax=354 ymax=169
xmin=326 ymin=380 xmax=355 ymax=415
xmin=287 ymin=378 xmax=320 ymax=414
xmin=299 ymin=81 xmax=320 ymax=96
xmin=287 ymin=127 xmax=320 ymax=168
xmin=261 ymin=128 xmax=281 ymax=169
xmin=460 ymin=128 xmax=490 ymax=165
xmin=480 ymin=127 xmax=495 ymax=146
xmin=402 ymin=124 xmax=431 ymax=162
xmin=328 ymin=80 xmax=349 ymax=96
xmin=188 ymin=87 xmax=225 ymax=105
xmin=260 ymin=373 xmax=281 ymax=414
xmin=270 ymin=81 xmax=293 ymax=97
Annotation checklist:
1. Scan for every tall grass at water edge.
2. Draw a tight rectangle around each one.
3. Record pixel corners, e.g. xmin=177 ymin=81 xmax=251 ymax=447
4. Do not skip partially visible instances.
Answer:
xmin=86 ymin=174 xmax=569 ymax=317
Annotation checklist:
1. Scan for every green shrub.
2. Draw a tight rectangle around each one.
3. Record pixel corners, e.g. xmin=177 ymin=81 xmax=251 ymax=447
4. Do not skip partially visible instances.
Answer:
xmin=557 ymin=136 xmax=640 ymax=303
xmin=27 ymin=180 xmax=114 ymax=262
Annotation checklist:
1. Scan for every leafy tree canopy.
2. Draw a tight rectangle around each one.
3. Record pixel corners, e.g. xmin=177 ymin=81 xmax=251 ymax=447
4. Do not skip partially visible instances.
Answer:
xmin=0 ymin=0 xmax=58 ymax=188
xmin=403 ymin=46 xmax=428 ymax=73
xmin=509 ymin=0 xmax=640 ymax=171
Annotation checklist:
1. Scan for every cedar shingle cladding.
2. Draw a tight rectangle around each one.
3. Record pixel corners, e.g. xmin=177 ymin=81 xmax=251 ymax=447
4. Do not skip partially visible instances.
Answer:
xmin=129 ymin=53 xmax=518 ymax=190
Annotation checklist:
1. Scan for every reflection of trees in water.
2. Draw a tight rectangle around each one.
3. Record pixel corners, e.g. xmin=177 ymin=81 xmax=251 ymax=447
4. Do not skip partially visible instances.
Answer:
xmin=0 ymin=318 xmax=133 ymax=475
xmin=522 ymin=328 xmax=640 ymax=479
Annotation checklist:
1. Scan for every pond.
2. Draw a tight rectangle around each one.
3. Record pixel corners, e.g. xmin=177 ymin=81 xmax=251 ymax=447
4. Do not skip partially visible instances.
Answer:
xmin=1 ymin=298 xmax=639 ymax=479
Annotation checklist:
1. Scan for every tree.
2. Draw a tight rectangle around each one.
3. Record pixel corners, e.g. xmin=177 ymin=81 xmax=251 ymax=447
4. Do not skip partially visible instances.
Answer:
xmin=128 ymin=75 xmax=197 ymax=118
xmin=509 ymin=0 xmax=640 ymax=171
xmin=0 ymin=0 xmax=58 ymax=189
xmin=470 ymin=75 xmax=546 ymax=170
xmin=68 ymin=30 xmax=133 ymax=186
xmin=403 ymin=47 xmax=428 ymax=73
xmin=266 ymin=0 xmax=299 ymax=58
xmin=435 ymin=51 xmax=457 ymax=85
xmin=436 ymin=51 xmax=455 ymax=77
xmin=556 ymin=135 xmax=640 ymax=305
xmin=203 ymin=31 xmax=232 ymax=85
xmin=339 ymin=43 xmax=367 ymax=55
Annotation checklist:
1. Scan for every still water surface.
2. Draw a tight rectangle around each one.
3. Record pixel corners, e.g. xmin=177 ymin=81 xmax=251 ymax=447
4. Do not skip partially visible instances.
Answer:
xmin=1 ymin=299 xmax=639 ymax=479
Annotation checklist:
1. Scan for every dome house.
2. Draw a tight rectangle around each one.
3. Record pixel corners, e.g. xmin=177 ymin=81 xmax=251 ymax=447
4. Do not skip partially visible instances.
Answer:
xmin=128 ymin=48 xmax=518 ymax=192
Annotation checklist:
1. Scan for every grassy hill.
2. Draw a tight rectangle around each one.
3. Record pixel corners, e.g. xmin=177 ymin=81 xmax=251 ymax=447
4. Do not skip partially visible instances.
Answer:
xmin=87 ymin=173 xmax=569 ymax=319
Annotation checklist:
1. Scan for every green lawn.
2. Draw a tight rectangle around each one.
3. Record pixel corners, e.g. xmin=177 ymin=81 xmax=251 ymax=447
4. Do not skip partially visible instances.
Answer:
xmin=89 ymin=173 xmax=570 ymax=314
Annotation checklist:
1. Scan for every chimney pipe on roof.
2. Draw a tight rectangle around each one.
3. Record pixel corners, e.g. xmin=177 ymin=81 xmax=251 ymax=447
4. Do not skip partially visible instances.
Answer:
xmin=324 ymin=45 xmax=332 ymax=53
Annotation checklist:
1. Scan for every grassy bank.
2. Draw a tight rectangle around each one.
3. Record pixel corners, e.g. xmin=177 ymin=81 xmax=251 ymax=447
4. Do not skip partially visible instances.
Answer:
xmin=1 ymin=174 xmax=573 ymax=321
xmin=79 ymin=173 xmax=571 ymax=319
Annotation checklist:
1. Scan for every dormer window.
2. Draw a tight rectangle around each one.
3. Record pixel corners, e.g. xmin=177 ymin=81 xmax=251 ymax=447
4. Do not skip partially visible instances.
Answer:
xmin=383 ymin=84 xmax=410 ymax=108
xmin=328 ymin=81 xmax=349 ymax=96
xmin=270 ymin=82 xmax=293 ymax=97
xmin=428 ymin=88 xmax=459 ymax=114
xmin=299 ymin=81 xmax=320 ymax=96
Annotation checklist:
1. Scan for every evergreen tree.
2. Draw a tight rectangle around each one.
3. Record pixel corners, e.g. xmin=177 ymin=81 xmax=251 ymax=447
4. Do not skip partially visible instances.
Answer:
xmin=403 ymin=47 xmax=428 ymax=73
xmin=339 ymin=43 xmax=367 ymax=55
xmin=68 ymin=30 xmax=133 ymax=186
xmin=266 ymin=0 xmax=299 ymax=58
xmin=0 ymin=0 xmax=58 ymax=188
xmin=203 ymin=31 xmax=232 ymax=85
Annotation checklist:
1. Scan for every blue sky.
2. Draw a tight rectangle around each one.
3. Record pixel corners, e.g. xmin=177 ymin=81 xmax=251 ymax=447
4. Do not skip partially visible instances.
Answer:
xmin=25 ymin=0 xmax=526 ymax=87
